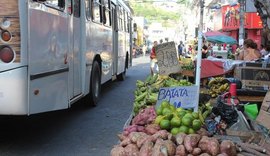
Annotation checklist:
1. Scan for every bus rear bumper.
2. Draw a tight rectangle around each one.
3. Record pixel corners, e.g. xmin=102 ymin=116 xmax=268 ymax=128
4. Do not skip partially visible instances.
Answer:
xmin=0 ymin=67 xmax=28 ymax=115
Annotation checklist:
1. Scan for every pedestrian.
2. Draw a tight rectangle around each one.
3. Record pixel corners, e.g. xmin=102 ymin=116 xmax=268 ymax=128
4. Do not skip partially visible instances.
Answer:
xmin=150 ymin=41 xmax=158 ymax=75
xmin=202 ymin=44 xmax=208 ymax=59
xmin=260 ymin=44 xmax=267 ymax=56
xmin=142 ymin=45 xmax=147 ymax=56
xmin=237 ymin=39 xmax=261 ymax=61
xmin=178 ymin=41 xmax=183 ymax=58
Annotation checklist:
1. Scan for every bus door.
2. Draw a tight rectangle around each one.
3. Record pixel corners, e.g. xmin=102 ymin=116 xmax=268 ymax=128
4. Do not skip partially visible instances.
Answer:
xmin=111 ymin=3 xmax=118 ymax=76
xmin=68 ymin=0 xmax=82 ymax=99
xmin=28 ymin=0 xmax=69 ymax=114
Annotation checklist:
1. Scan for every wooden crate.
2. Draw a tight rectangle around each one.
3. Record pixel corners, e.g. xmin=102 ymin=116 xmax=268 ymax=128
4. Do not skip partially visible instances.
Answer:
xmin=234 ymin=63 xmax=270 ymax=91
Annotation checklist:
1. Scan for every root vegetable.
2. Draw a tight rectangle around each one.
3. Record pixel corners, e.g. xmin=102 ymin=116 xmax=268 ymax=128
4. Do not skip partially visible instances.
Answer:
xmin=198 ymin=136 xmax=220 ymax=156
xmin=137 ymin=135 xmax=151 ymax=148
xmin=139 ymin=141 xmax=154 ymax=156
xmin=152 ymin=138 xmax=168 ymax=156
xmin=238 ymin=143 xmax=267 ymax=154
xmin=128 ymin=132 xmax=147 ymax=144
xmin=184 ymin=134 xmax=201 ymax=153
xmin=220 ymin=140 xmax=237 ymax=156
xmin=118 ymin=133 xmax=127 ymax=141
xmin=238 ymin=143 xmax=269 ymax=156
xmin=164 ymin=140 xmax=176 ymax=156
xmin=175 ymin=145 xmax=187 ymax=156
xmin=111 ymin=145 xmax=127 ymax=156
xmin=132 ymin=106 xmax=156 ymax=126
xmin=176 ymin=133 xmax=187 ymax=145
xmin=238 ymin=152 xmax=255 ymax=156
xmin=199 ymin=153 xmax=210 ymax=156
xmin=124 ymin=144 xmax=139 ymax=156
xmin=217 ymin=154 xmax=228 ymax=156
xmin=151 ymin=130 xmax=169 ymax=142
xmin=145 ymin=124 xmax=160 ymax=135
xmin=167 ymin=133 xmax=176 ymax=143
xmin=120 ymin=138 xmax=132 ymax=147
xmin=196 ymin=128 xmax=209 ymax=136
xmin=192 ymin=148 xmax=202 ymax=156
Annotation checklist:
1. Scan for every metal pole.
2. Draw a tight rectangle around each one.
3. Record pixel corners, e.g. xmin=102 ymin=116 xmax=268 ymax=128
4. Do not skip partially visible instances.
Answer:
xmin=239 ymin=0 xmax=245 ymax=45
xmin=195 ymin=0 xmax=204 ymax=112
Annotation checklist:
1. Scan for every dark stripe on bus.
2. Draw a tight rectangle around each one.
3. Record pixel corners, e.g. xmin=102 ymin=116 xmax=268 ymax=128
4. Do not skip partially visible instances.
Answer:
xmin=0 ymin=65 xmax=27 ymax=73
xmin=30 ymin=68 xmax=69 ymax=80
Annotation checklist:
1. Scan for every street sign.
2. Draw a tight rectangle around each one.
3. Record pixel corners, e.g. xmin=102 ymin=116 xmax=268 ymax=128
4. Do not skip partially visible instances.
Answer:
xmin=156 ymin=85 xmax=199 ymax=110
xmin=155 ymin=41 xmax=181 ymax=75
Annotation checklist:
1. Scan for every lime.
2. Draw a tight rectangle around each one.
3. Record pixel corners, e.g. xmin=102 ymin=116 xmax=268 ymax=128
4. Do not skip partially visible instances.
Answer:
xmin=171 ymin=128 xmax=179 ymax=135
xmin=177 ymin=111 xmax=186 ymax=118
xmin=179 ymin=125 xmax=189 ymax=134
xmin=160 ymin=119 xmax=170 ymax=130
xmin=156 ymin=107 xmax=163 ymax=116
xmin=170 ymin=117 xmax=181 ymax=127
xmin=154 ymin=115 xmax=164 ymax=125
xmin=183 ymin=114 xmax=194 ymax=121
xmin=161 ymin=101 xmax=170 ymax=108
xmin=162 ymin=108 xmax=172 ymax=116
xmin=192 ymin=119 xmax=202 ymax=131
xmin=176 ymin=107 xmax=184 ymax=112
xmin=164 ymin=113 xmax=174 ymax=120
xmin=192 ymin=112 xmax=199 ymax=119
xmin=188 ymin=128 xmax=195 ymax=134
xmin=182 ymin=116 xmax=193 ymax=127
xmin=169 ymin=105 xmax=176 ymax=111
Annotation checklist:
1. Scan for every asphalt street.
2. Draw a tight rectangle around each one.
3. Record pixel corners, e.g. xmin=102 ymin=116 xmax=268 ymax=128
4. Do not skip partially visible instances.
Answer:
xmin=0 ymin=55 xmax=151 ymax=156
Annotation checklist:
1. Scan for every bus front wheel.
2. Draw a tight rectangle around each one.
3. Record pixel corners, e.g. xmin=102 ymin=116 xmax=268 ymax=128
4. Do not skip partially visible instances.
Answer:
xmin=88 ymin=61 xmax=101 ymax=106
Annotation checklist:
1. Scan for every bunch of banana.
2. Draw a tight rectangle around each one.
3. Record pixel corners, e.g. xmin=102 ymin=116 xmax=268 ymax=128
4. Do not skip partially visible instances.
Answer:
xmin=208 ymin=77 xmax=230 ymax=98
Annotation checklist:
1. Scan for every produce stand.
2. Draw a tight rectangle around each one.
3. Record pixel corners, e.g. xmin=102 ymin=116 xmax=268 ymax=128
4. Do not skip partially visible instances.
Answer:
xmin=111 ymin=43 xmax=270 ymax=156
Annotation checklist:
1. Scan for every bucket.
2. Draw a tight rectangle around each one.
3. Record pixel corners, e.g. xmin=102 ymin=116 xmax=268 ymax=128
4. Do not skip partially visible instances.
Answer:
xmin=244 ymin=104 xmax=258 ymax=120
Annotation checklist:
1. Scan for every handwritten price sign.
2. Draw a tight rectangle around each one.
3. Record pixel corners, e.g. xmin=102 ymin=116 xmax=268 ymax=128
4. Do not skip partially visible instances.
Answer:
xmin=156 ymin=41 xmax=182 ymax=75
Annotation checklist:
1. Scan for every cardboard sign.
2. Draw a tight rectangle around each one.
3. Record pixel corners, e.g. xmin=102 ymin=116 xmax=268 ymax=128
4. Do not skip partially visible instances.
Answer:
xmin=256 ymin=91 xmax=270 ymax=130
xmin=155 ymin=41 xmax=182 ymax=75
xmin=156 ymin=86 xmax=199 ymax=110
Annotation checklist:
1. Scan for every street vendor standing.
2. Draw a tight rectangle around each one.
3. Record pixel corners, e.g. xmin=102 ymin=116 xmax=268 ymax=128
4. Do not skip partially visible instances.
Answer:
xmin=237 ymin=39 xmax=261 ymax=61
xmin=150 ymin=41 xmax=158 ymax=75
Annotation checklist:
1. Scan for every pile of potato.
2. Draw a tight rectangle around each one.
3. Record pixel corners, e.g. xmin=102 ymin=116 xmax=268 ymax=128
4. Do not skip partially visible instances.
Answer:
xmin=111 ymin=128 xmax=239 ymax=156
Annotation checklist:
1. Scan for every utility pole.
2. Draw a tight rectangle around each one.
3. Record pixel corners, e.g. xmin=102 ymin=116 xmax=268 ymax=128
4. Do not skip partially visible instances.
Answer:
xmin=239 ymin=0 xmax=245 ymax=45
xmin=195 ymin=0 xmax=204 ymax=112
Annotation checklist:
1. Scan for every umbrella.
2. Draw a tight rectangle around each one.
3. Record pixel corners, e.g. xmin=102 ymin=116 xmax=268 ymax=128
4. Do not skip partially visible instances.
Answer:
xmin=204 ymin=31 xmax=237 ymax=44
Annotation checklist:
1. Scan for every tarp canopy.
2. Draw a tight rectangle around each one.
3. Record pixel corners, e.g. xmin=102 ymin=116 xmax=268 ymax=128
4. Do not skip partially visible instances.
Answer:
xmin=204 ymin=31 xmax=237 ymax=45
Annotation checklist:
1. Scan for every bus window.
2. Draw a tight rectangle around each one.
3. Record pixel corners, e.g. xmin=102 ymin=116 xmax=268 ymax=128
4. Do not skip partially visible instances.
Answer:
xmin=73 ymin=0 xmax=80 ymax=17
xmin=103 ymin=0 xmax=111 ymax=26
xmin=92 ymin=0 xmax=102 ymax=23
xmin=46 ymin=0 xmax=65 ymax=8
xmin=85 ymin=0 xmax=91 ymax=19
xmin=118 ymin=6 xmax=123 ymax=31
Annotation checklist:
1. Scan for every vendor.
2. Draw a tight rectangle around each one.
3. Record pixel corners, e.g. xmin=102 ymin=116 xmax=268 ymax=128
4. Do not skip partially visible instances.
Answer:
xmin=237 ymin=39 xmax=261 ymax=61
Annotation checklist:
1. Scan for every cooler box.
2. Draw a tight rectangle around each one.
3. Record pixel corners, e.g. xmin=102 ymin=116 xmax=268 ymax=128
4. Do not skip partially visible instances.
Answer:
xmin=213 ymin=50 xmax=228 ymax=59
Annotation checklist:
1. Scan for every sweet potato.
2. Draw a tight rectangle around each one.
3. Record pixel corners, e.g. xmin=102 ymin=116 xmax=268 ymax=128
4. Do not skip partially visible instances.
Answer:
xmin=139 ymin=141 xmax=154 ymax=156
xmin=220 ymin=140 xmax=236 ymax=156
xmin=145 ymin=124 xmax=160 ymax=135
xmin=168 ymin=133 xmax=176 ymax=143
xmin=175 ymin=145 xmax=187 ymax=156
xmin=124 ymin=144 xmax=139 ymax=156
xmin=196 ymin=128 xmax=209 ymax=137
xmin=199 ymin=153 xmax=210 ymax=156
xmin=137 ymin=134 xmax=151 ymax=148
xmin=132 ymin=106 xmax=156 ymax=126
xmin=176 ymin=133 xmax=187 ymax=145
xmin=111 ymin=145 xmax=127 ymax=156
xmin=198 ymin=136 xmax=220 ymax=156
xmin=192 ymin=148 xmax=202 ymax=156
xmin=151 ymin=130 xmax=169 ymax=142
xmin=118 ymin=133 xmax=127 ymax=141
xmin=120 ymin=138 xmax=132 ymax=147
xmin=152 ymin=138 xmax=168 ymax=156
xmin=164 ymin=140 xmax=176 ymax=156
xmin=217 ymin=154 xmax=228 ymax=156
xmin=184 ymin=134 xmax=201 ymax=153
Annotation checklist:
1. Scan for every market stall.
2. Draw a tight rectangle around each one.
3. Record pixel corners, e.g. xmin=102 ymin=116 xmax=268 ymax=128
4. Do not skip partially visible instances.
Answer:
xmin=110 ymin=42 xmax=270 ymax=156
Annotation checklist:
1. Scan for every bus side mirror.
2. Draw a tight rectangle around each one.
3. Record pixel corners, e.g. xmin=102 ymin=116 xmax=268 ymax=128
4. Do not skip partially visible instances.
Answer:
xmin=133 ymin=23 xmax=137 ymax=32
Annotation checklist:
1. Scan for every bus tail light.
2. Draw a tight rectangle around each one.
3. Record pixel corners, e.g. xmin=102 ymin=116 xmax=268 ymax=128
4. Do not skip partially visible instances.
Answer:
xmin=1 ymin=30 xmax=12 ymax=42
xmin=0 ymin=46 xmax=15 ymax=63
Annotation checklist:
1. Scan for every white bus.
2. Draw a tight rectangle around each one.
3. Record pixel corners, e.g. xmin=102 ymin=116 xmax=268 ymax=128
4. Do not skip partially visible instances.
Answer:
xmin=0 ymin=0 xmax=133 ymax=115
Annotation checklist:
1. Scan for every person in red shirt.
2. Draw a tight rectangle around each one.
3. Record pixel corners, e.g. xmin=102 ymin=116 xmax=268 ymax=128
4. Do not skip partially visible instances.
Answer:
xmin=150 ymin=41 xmax=158 ymax=75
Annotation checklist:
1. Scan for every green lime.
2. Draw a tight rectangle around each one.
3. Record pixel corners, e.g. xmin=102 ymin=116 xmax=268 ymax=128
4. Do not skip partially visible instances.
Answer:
xmin=169 ymin=105 xmax=176 ymax=111
xmin=192 ymin=112 xmax=199 ymax=119
xmin=176 ymin=107 xmax=184 ymax=112
xmin=183 ymin=114 xmax=194 ymax=121
xmin=170 ymin=117 xmax=181 ymax=127
xmin=154 ymin=115 xmax=164 ymax=125
xmin=177 ymin=111 xmax=186 ymax=118
xmin=160 ymin=119 xmax=170 ymax=130
xmin=188 ymin=128 xmax=195 ymax=134
xmin=171 ymin=127 xmax=179 ymax=135
xmin=156 ymin=107 xmax=163 ymax=116
xmin=179 ymin=125 xmax=189 ymax=134
xmin=182 ymin=116 xmax=193 ymax=127
xmin=164 ymin=113 xmax=174 ymax=120
xmin=192 ymin=119 xmax=202 ymax=131
xmin=162 ymin=108 xmax=172 ymax=116
xmin=161 ymin=101 xmax=170 ymax=108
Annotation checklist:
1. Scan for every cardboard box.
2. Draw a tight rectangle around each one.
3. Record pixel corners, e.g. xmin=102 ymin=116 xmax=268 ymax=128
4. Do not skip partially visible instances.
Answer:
xmin=256 ymin=91 xmax=270 ymax=130
xmin=234 ymin=62 xmax=270 ymax=91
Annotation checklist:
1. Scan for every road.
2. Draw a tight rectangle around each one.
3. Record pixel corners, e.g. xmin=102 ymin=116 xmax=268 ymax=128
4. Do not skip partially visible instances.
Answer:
xmin=0 ymin=55 xmax=150 ymax=156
